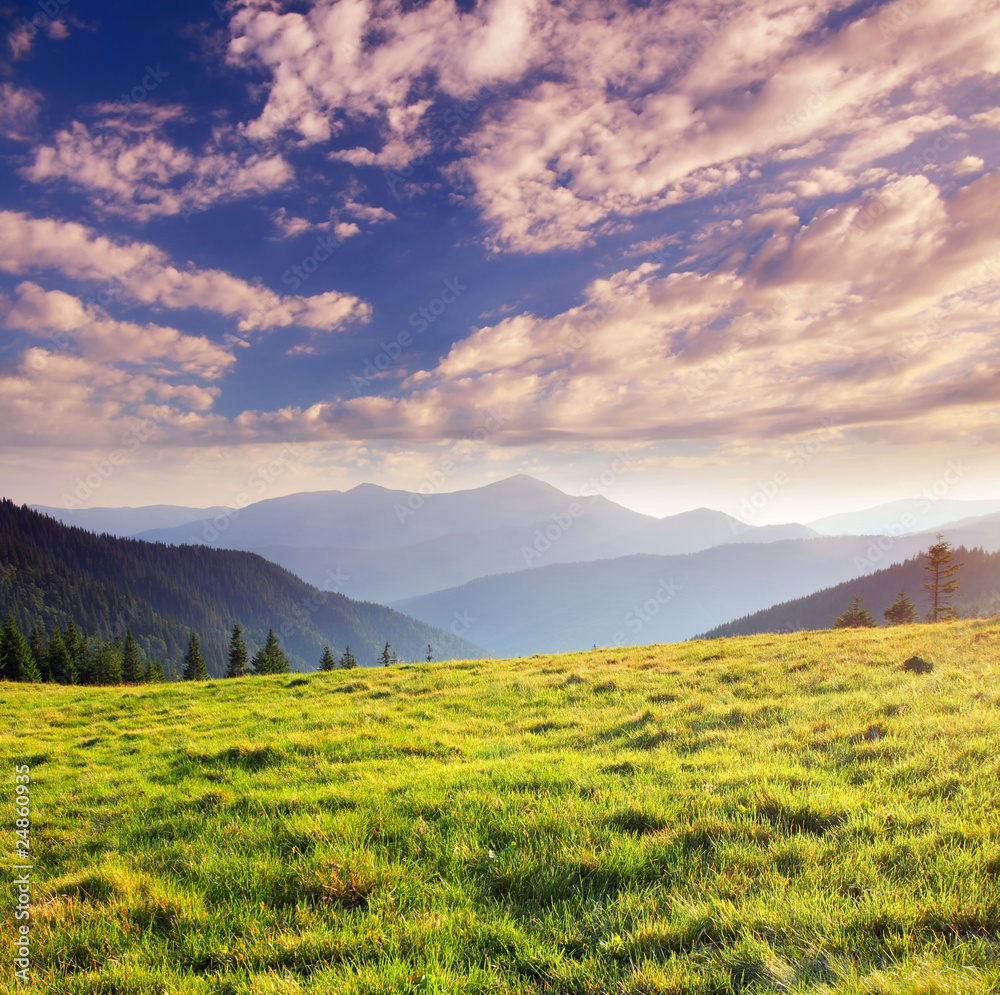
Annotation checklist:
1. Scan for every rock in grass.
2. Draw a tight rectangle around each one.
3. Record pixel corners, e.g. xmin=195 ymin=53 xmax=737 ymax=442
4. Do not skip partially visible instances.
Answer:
xmin=902 ymin=655 xmax=933 ymax=674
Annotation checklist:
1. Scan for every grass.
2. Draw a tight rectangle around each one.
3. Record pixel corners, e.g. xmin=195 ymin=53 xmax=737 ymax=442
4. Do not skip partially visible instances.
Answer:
xmin=2 ymin=619 xmax=999 ymax=994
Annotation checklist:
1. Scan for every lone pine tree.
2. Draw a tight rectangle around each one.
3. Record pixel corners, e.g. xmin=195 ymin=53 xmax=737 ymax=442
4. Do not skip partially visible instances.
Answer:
xmin=923 ymin=535 xmax=964 ymax=622
xmin=183 ymin=632 xmax=208 ymax=681
xmin=884 ymin=590 xmax=919 ymax=626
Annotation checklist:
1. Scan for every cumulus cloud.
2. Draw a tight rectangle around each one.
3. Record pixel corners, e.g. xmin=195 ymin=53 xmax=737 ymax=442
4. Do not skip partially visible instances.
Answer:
xmin=23 ymin=119 xmax=294 ymax=222
xmin=219 ymin=0 xmax=1000 ymax=254
xmin=0 ymin=210 xmax=371 ymax=333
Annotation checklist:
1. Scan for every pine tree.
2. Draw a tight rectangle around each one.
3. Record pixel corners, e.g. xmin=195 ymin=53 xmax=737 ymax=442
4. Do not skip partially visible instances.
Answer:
xmin=251 ymin=629 xmax=289 ymax=675
xmin=92 ymin=640 xmax=123 ymax=685
xmin=339 ymin=645 xmax=357 ymax=669
xmin=63 ymin=622 xmax=81 ymax=684
xmin=47 ymin=631 xmax=72 ymax=684
xmin=29 ymin=625 xmax=50 ymax=682
xmin=833 ymin=594 xmax=877 ymax=628
xmin=226 ymin=624 xmax=248 ymax=678
xmin=183 ymin=632 xmax=208 ymax=681
xmin=379 ymin=642 xmax=392 ymax=667
xmin=923 ymin=535 xmax=964 ymax=622
xmin=884 ymin=590 xmax=919 ymax=626
xmin=146 ymin=658 xmax=166 ymax=682
xmin=319 ymin=645 xmax=336 ymax=671
xmin=1 ymin=616 xmax=41 ymax=682
xmin=390 ymin=649 xmax=399 ymax=665
xmin=426 ymin=644 xmax=433 ymax=663
xmin=122 ymin=630 xmax=143 ymax=684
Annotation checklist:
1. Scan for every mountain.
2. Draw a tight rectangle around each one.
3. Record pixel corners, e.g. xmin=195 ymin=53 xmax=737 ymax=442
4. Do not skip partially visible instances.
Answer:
xmin=103 ymin=478 xmax=814 ymax=604
xmin=700 ymin=546 xmax=1000 ymax=638
xmin=808 ymin=498 xmax=1000 ymax=536
xmin=0 ymin=500 xmax=485 ymax=675
xmin=132 ymin=475 xmax=656 ymax=551
xmin=392 ymin=534 xmax=934 ymax=657
xmin=31 ymin=503 xmax=228 ymax=537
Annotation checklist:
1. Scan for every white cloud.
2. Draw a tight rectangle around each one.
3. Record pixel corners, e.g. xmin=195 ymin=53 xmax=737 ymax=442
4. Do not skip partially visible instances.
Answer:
xmin=23 ymin=120 xmax=294 ymax=222
xmin=219 ymin=0 xmax=1000 ymax=254
xmin=0 ymin=210 xmax=371 ymax=333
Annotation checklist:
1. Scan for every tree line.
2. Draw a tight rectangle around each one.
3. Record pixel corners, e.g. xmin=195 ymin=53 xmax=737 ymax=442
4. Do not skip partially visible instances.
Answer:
xmin=834 ymin=534 xmax=966 ymax=629
xmin=1 ymin=615 xmax=435 ymax=685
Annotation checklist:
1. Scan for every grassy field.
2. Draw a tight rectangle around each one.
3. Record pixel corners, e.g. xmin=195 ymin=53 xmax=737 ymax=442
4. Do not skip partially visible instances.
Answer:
xmin=2 ymin=620 xmax=999 ymax=994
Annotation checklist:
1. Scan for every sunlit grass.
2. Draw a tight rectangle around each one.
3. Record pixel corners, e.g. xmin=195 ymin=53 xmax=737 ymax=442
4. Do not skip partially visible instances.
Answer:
xmin=2 ymin=619 xmax=999 ymax=993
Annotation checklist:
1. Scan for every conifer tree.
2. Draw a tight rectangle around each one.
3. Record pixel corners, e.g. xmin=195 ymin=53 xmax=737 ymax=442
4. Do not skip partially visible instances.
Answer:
xmin=833 ymin=594 xmax=877 ymax=628
xmin=923 ymin=535 xmax=964 ymax=622
xmin=183 ymin=632 xmax=208 ymax=681
xmin=76 ymin=635 xmax=94 ymax=685
xmin=884 ymin=590 xmax=919 ymax=626
xmin=63 ymin=622 xmax=81 ymax=684
xmin=122 ymin=630 xmax=143 ymax=684
xmin=251 ymin=629 xmax=289 ymax=675
xmin=339 ymin=645 xmax=357 ymax=669
xmin=92 ymin=640 xmax=123 ymax=685
xmin=319 ymin=645 xmax=336 ymax=671
xmin=47 ymin=631 xmax=72 ymax=684
xmin=146 ymin=658 xmax=165 ymax=682
xmin=29 ymin=625 xmax=50 ymax=682
xmin=226 ymin=624 xmax=248 ymax=678
xmin=379 ymin=642 xmax=392 ymax=667
xmin=1 ymin=616 xmax=41 ymax=682
xmin=426 ymin=644 xmax=433 ymax=663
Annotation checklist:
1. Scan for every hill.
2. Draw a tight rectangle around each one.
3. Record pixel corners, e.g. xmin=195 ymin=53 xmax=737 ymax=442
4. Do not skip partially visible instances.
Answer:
xmin=0 ymin=500 xmax=484 ymax=673
xmin=393 ymin=534 xmax=934 ymax=656
xmin=3 ymin=621 xmax=998 ymax=992
xmin=700 ymin=545 xmax=1000 ymax=638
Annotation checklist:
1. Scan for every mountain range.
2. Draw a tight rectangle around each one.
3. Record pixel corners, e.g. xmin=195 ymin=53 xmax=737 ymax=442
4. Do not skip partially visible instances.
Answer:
xmin=29 ymin=477 xmax=1000 ymax=658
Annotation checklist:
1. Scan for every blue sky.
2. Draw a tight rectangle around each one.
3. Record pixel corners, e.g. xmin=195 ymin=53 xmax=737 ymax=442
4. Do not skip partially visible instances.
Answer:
xmin=1 ymin=0 xmax=999 ymax=521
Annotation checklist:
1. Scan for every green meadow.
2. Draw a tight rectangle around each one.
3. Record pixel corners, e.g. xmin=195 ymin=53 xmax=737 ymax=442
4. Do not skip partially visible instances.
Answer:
xmin=2 ymin=620 xmax=999 ymax=994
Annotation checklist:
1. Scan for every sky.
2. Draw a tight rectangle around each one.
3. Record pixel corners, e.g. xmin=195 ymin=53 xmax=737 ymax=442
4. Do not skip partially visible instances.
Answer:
xmin=0 ymin=0 xmax=998 ymax=523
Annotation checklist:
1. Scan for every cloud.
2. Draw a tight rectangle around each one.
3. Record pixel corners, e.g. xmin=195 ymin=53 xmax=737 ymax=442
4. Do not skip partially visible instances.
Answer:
xmin=0 ymin=83 xmax=41 ymax=141
xmin=3 ymin=282 xmax=235 ymax=379
xmin=23 ymin=119 xmax=294 ymax=222
xmin=219 ymin=0 xmax=1000 ymax=254
xmin=0 ymin=210 xmax=371 ymax=333
xmin=248 ymin=169 xmax=999 ymax=449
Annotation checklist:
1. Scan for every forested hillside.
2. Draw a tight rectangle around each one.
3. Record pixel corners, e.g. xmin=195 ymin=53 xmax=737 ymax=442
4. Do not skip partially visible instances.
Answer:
xmin=701 ymin=545 xmax=1000 ymax=638
xmin=0 ymin=500 xmax=484 ymax=674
